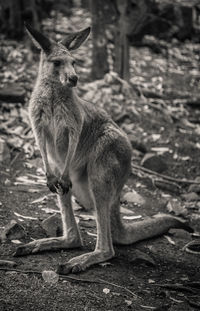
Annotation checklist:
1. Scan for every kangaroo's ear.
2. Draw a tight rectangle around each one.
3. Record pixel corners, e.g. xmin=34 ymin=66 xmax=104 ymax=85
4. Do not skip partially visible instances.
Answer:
xmin=61 ymin=27 xmax=90 ymax=51
xmin=25 ymin=23 xmax=52 ymax=53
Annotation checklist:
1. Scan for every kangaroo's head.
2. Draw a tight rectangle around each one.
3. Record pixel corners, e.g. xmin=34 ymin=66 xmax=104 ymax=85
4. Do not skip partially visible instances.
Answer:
xmin=25 ymin=24 xmax=90 ymax=87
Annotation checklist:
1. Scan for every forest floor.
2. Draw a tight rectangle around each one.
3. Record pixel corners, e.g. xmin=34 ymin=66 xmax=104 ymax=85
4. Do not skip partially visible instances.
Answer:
xmin=0 ymin=8 xmax=200 ymax=311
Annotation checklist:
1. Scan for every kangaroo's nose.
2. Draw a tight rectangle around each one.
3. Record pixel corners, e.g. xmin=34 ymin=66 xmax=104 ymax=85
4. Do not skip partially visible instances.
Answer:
xmin=68 ymin=75 xmax=78 ymax=87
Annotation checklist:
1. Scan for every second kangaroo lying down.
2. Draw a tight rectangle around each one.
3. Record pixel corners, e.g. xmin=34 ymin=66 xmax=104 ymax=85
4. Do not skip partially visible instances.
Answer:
xmin=15 ymin=24 xmax=191 ymax=274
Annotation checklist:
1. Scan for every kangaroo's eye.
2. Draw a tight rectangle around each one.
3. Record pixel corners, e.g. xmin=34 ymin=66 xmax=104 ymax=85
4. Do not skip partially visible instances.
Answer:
xmin=54 ymin=60 xmax=61 ymax=67
xmin=72 ymin=60 xmax=76 ymax=66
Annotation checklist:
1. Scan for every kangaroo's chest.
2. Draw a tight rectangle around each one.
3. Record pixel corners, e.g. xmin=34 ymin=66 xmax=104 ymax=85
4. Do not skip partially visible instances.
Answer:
xmin=33 ymin=104 xmax=69 ymax=159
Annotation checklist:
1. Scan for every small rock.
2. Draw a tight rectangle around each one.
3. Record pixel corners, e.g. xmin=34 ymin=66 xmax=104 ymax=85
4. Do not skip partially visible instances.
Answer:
xmin=42 ymin=270 xmax=59 ymax=284
xmin=0 ymin=138 xmax=10 ymax=163
xmin=0 ymin=220 xmax=26 ymax=242
xmin=125 ymin=300 xmax=132 ymax=306
xmin=181 ymin=192 xmax=200 ymax=202
xmin=128 ymin=249 xmax=156 ymax=267
xmin=188 ymin=177 xmax=200 ymax=193
xmin=122 ymin=190 xmax=145 ymax=205
xmin=141 ymin=153 xmax=168 ymax=173
xmin=166 ymin=200 xmax=188 ymax=217
xmin=42 ymin=214 xmax=62 ymax=237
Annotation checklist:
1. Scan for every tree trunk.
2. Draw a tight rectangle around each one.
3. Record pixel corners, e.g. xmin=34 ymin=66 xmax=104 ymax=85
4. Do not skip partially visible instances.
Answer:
xmin=0 ymin=0 xmax=40 ymax=39
xmin=90 ymin=0 xmax=130 ymax=81
xmin=114 ymin=0 xmax=130 ymax=81
xmin=90 ymin=0 xmax=150 ymax=81
xmin=90 ymin=0 xmax=110 ymax=80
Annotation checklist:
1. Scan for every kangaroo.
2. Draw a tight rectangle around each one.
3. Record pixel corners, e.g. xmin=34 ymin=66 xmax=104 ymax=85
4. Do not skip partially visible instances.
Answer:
xmin=15 ymin=24 xmax=192 ymax=274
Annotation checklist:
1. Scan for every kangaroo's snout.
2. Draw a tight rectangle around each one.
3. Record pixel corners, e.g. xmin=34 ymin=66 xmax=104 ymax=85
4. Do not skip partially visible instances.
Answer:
xmin=60 ymin=73 xmax=78 ymax=87
xmin=68 ymin=75 xmax=78 ymax=87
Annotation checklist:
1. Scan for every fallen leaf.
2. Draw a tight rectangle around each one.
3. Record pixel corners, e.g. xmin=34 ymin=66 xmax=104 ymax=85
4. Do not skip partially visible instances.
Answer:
xmin=140 ymin=305 xmax=157 ymax=310
xmin=28 ymin=189 xmax=42 ymax=193
xmin=41 ymin=207 xmax=60 ymax=214
xmin=11 ymin=239 xmax=22 ymax=244
xmin=151 ymin=147 xmax=172 ymax=154
xmin=123 ymin=215 xmax=142 ymax=220
xmin=31 ymin=195 xmax=48 ymax=204
xmin=79 ymin=214 xmax=95 ymax=221
xmin=148 ymin=279 xmax=155 ymax=284
xmin=86 ymin=231 xmax=97 ymax=237
xmin=125 ymin=300 xmax=132 ymax=306
xmin=151 ymin=134 xmax=161 ymax=142
xmin=14 ymin=212 xmax=37 ymax=220
xmin=164 ymin=235 xmax=176 ymax=245
xmin=15 ymin=176 xmax=45 ymax=185
xmin=99 ymin=262 xmax=112 ymax=267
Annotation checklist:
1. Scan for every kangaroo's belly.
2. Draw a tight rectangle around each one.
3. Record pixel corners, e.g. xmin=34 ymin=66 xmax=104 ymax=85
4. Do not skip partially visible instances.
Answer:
xmin=45 ymin=123 xmax=68 ymax=173
xmin=71 ymin=170 xmax=94 ymax=211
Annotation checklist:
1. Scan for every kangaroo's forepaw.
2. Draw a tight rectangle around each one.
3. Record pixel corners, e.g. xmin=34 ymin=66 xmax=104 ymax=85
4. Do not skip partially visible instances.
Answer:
xmin=46 ymin=174 xmax=60 ymax=193
xmin=46 ymin=174 xmax=72 ymax=195
xmin=57 ymin=176 xmax=72 ymax=195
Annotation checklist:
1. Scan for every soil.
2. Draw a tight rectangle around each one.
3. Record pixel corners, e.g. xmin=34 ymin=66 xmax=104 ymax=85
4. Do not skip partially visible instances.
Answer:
xmin=0 ymin=132 xmax=200 ymax=311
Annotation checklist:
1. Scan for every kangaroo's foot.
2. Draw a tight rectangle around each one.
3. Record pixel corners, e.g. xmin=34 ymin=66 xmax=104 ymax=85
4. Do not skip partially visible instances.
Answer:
xmin=14 ymin=236 xmax=82 ymax=256
xmin=57 ymin=249 xmax=114 ymax=274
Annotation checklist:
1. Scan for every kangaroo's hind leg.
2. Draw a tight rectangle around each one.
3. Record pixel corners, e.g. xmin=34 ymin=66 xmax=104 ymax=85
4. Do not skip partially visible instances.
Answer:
xmin=15 ymin=190 xmax=82 ymax=256
xmin=57 ymin=151 xmax=124 ymax=274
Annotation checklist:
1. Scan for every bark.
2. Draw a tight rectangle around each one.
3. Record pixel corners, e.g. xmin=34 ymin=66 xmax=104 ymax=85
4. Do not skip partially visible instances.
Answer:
xmin=0 ymin=0 xmax=40 ymax=39
xmin=90 ymin=0 xmax=111 ymax=79
xmin=90 ymin=0 xmax=149 ymax=81
xmin=114 ymin=0 xmax=130 ymax=81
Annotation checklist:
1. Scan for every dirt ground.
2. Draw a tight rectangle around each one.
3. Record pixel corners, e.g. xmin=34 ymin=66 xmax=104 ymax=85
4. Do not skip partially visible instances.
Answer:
xmin=0 ymin=119 xmax=200 ymax=311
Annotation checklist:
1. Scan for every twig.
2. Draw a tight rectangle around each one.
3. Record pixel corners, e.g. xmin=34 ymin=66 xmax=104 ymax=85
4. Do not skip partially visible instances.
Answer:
xmin=99 ymin=278 xmax=138 ymax=298
xmin=183 ymin=240 xmax=200 ymax=254
xmin=185 ymin=297 xmax=200 ymax=309
xmin=151 ymin=283 xmax=196 ymax=294
xmin=185 ymin=282 xmax=200 ymax=289
xmin=0 ymin=260 xmax=17 ymax=267
xmin=132 ymin=164 xmax=200 ymax=185
xmin=10 ymin=151 xmax=22 ymax=167
xmin=0 ymin=267 xmax=138 ymax=298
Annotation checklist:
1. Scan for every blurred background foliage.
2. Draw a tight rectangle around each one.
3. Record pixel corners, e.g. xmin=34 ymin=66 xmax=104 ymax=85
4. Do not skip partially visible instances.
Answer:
xmin=0 ymin=0 xmax=200 ymax=166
